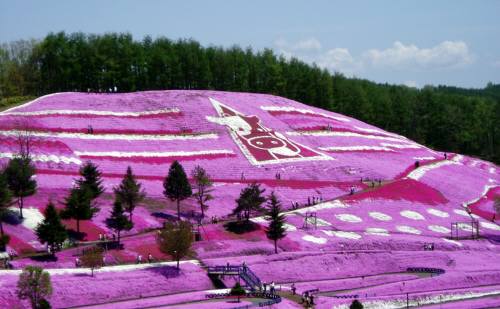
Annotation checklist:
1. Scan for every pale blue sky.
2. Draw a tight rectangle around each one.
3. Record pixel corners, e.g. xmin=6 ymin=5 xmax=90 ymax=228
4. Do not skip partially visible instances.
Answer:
xmin=1 ymin=0 xmax=499 ymax=88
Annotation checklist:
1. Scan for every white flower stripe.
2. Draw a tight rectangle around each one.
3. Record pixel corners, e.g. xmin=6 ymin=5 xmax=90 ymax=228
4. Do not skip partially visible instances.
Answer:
xmin=1 ymin=108 xmax=180 ymax=117
xmin=74 ymin=149 xmax=234 ymax=158
xmin=261 ymin=106 xmax=350 ymax=122
xmin=0 ymin=152 xmax=81 ymax=165
xmin=287 ymin=131 xmax=407 ymax=143
xmin=0 ymin=130 xmax=218 ymax=141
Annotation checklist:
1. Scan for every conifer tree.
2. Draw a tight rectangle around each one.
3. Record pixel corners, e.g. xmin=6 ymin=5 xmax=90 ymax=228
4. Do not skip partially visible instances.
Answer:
xmin=35 ymin=201 xmax=67 ymax=254
xmin=0 ymin=170 xmax=13 ymax=238
xmin=77 ymin=161 xmax=104 ymax=200
xmin=191 ymin=165 xmax=213 ymax=218
xmin=265 ymin=192 xmax=287 ymax=254
xmin=233 ymin=183 xmax=266 ymax=221
xmin=5 ymin=156 xmax=37 ymax=219
xmin=106 ymin=201 xmax=132 ymax=245
xmin=163 ymin=161 xmax=192 ymax=220
xmin=114 ymin=166 xmax=145 ymax=223
xmin=61 ymin=186 xmax=99 ymax=235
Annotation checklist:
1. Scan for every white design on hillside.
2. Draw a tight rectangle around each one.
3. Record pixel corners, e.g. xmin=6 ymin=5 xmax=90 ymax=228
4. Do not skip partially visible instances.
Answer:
xmin=480 ymin=222 xmax=500 ymax=231
xmin=335 ymin=214 xmax=362 ymax=223
xmin=74 ymin=149 xmax=234 ymax=158
xmin=400 ymin=210 xmax=425 ymax=220
xmin=260 ymin=106 xmax=350 ymax=122
xmin=0 ymin=130 xmax=218 ymax=141
xmin=302 ymin=235 xmax=327 ymax=244
xmin=323 ymin=230 xmax=362 ymax=240
xmin=365 ymin=228 xmax=390 ymax=236
xmin=319 ymin=146 xmax=394 ymax=152
xmin=0 ymin=153 xmax=81 ymax=165
xmin=287 ymin=131 xmax=406 ymax=143
xmin=442 ymin=238 xmax=462 ymax=247
xmin=406 ymin=155 xmax=462 ymax=180
xmin=428 ymin=225 xmax=450 ymax=233
xmin=396 ymin=226 xmax=421 ymax=235
xmin=369 ymin=212 xmax=392 ymax=221
xmin=453 ymin=209 xmax=480 ymax=219
xmin=8 ymin=207 xmax=44 ymax=230
xmin=427 ymin=208 xmax=449 ymax=218
xmin=0 ymin=108 xmax=180 ymax=117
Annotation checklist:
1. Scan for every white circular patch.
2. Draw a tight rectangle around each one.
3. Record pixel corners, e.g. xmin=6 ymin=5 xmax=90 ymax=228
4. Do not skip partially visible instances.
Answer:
xmin=396 ymin=225 xmax=421 ymax=235
xmin=480 ymin=222 xmax=500 ymax=231
xmin=369 ymin=212 xmax=392 ymax=221
xmin=457 ymin=223 xmax=473 ymax=232
xmin=323 ymin=230 xmax=362 ymax=240
xmin=427 ymin=208 xmax=449 ymax=218
xmin=400 ymin=210 xmax=425 ymax=220
xmin=453 ymin=209 xmax=480 ymax=219
xmin=283 ymin=223 xmax=297 ymax=232
xmin=365 ymin=228 xmax=390 ymax=237
xmin=428 ymin=225 xmax=450 ymax=234
xmin=335 ymin=214 xmax=362 ymax=223
xmin=302 ymin=235 xmax=327 ymax=244
xmin=442 ymin=238 xmax=462 ymax=247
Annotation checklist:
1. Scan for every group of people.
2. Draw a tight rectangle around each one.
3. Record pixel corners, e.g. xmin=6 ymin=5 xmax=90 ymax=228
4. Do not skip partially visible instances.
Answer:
xmin=307 ymin=196 xmax=323 ymax=206
xmin=136 ymin=253 xmax=154 ymax=264
xmin=87 ymin=86 xmax=118 ymax=93
xmin=98 ymin=233 xmax=117 ymax=242
xmin=300 ymin=291 xmax=315 ymax=307
xmin=262 ymin=281 xmax=277 ymax=294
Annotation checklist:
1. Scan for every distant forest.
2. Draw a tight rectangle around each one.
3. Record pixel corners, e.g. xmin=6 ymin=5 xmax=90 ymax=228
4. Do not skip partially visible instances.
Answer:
xmin=0 ymin=32 xmax=498 ymax=164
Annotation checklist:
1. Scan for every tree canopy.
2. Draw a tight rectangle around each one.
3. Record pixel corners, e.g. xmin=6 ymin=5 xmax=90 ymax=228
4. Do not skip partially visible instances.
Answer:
xmin=233 ymin=183 xmax=266 ymax=221
xmin=265 ymin=192 xmax=287 ymax=254
xmin=156 ymin=220 xmax=193 ymax=269
xmin=163 ymin=161 xmax=192 ymax=220
xmin=35 ymin=201 xmax=67 ymax=254
xmin=17 ymin=266 xmax=52 ymax=309
xmin=114 ymin=166 xmax=145 ymax=223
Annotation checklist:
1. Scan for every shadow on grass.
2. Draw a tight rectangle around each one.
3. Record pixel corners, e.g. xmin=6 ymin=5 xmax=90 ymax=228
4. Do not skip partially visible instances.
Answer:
xmin=224 ymin=221 xmax=260 ymax=234
xmin=2 ymin=210 xmax=22 ymax=225
xmin=147 ymin=265 xmax=180 ymax=278
xmin=29 ymin=254 xmax=58 ymax=262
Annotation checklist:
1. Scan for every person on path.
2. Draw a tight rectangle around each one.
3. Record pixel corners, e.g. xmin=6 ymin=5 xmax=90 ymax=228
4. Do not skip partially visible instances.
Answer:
xmin=291 ymin=283 xmax=296 ymax=295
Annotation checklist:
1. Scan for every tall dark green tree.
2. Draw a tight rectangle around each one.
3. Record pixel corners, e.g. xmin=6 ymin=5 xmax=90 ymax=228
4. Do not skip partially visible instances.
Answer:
xmin=163 ymin=161 xmax=192 ymax=220
xmin=265 ymin=192 xmax=287 ymax=254
xmin=61 ymin=186 xmax=98 ymax=235
xmin=105 ymin=201 xmax=132 ymax=245
xmin=35 ymin=201 xmax=67 ymax=254
xmin=113 ymin=166 xmax=145 ymax=223
xmin=0 ymin=170 xmax=13 ymax=237
xmin=191 ymin=165 xmax=213 ymax=218
xmin=233 ymin=183 xmax=266 ymax=222
xmin=5 ymin=156 xmax=37 ymax=219
xmin=77 ymin=161 xmax=104 ymax=200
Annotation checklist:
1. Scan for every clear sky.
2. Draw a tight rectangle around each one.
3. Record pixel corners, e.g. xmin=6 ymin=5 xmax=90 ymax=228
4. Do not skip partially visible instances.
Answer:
xmin=1 ymin=0 xmax=499 ymax=88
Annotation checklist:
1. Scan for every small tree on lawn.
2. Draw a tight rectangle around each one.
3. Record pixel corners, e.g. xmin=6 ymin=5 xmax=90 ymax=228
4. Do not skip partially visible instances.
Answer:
xmin=105 ymin=201 xmax=133 ymax=245
xmin=61 ymin=186 xmax=99 ymax=235
xmin=80 ymin=246 xmax=103 ymax=277
xmin=230 ymin=282 xmax=246 ymax=302
xmin=17 ymin=266 xmax=52 ymax=309
xmin=350 ymin=299 xmax=363 ymax=309
xmin=163 ymin=161 xmax=192 ymax=220
xmin=114 ymin=166 xmax=145 ymax=223
xmin=35 ymin=201 xmax=67 ymax=255
xmin=191 ymin=165 xmax=213 ymax=218
xmin=233 ymin=183 xmax=266 ymax=222
xmin=265 ymin=192 xmax=287 ymax=254
xmin=157 ymin=220 xmax=193 ymax=269
xmin=5 ymin=156 xmax=37 ymax=219
xmin=76 ymin=161 xmax=104 ymax=200
xmin=0 ymin=170 xmax=13 ymax=239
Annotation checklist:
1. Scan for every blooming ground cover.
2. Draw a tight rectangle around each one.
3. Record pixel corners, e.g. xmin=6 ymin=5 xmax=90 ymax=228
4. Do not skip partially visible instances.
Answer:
xmin=0 ymin=91 xmax=499 ymax=308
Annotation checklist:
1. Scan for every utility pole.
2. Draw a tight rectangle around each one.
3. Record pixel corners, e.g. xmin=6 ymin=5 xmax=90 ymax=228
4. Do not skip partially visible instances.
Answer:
xmin=406 ymin=292 xmax=409 ymax=308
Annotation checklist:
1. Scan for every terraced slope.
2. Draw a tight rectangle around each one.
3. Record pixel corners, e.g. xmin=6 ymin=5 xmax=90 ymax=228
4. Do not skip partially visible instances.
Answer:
xmin=0 ymin=90 xmax=499 ymax=308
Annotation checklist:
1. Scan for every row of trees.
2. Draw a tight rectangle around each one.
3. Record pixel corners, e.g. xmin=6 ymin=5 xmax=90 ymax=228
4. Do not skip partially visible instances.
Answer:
xmin=0 ymin=32 xmax=499 ymax=163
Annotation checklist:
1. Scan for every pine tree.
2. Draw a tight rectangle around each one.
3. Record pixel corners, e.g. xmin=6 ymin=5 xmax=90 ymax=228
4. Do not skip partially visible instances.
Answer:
xmin=230 ymin=282 xmax=246 ymax=302
xmin=106 ymin=201 xmax=133 ymax=245
xmin=77 ymin=161 xmax=104 ymax=200
xmin=17 ymin=266 xmax=52 ymax=309
xmin=35 ymin=201 xmax=67 ymax=254
xmin=191 ymin=165 xmax=213 ymax=218
xmin=61 ymin=186 xmax=99 ymax=236
xmin=4 ymin=156 xmax=37 ymax=219
xmin=350 ymin=299 xmax=363 ymax=309
xmin=233 ymin=183 xmax=266 ymax=221
xmin=163 ymin=161 xmax=192 ymax=220
xmin=157 ymin=221 xmax=193 ymax=269
xmin=114 ymin=166 xmax=145 ymax=223
xmin=265 ymin=192 xmax=287 ymax=254
xmin=0 ymin=170 xmax=13 ymax=238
